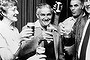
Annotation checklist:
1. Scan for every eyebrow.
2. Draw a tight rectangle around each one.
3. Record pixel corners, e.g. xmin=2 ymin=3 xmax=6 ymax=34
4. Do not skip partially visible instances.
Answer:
xmin=40 ymin=13 xmax=52 ymax=15
xmin=70 ymin=4 xmax=79 ymax=7
xmin=74 ymin=4 xmax=79 ymax=6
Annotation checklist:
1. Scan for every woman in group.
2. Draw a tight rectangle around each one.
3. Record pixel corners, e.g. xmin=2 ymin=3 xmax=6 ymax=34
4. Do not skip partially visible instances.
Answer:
xmin=0 ymin=0 xmax=46 ymax=60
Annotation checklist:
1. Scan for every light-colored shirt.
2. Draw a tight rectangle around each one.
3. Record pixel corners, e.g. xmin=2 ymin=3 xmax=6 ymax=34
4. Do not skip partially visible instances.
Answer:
xmin=0 ymin=21 xmax=20 ymax=54
xmin=34 ymin=20 xmax=57 ymax=43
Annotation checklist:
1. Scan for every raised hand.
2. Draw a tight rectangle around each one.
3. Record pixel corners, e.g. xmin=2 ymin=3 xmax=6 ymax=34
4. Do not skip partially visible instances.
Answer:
xmin=20 ymin=23 xmax=35 ymax=41
xmin=42 ymin=31 xmax=53 ymax=42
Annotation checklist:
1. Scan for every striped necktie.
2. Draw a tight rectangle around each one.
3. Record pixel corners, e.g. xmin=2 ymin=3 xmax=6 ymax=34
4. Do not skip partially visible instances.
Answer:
xmin=79 ymin=20 xmax=90 ymax=60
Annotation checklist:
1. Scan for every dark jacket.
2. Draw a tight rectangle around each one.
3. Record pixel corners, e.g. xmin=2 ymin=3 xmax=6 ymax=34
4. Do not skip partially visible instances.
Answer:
xmin=18 ymin=22 xmax=65 ymax=60
xmin=74 ymin=13 xmax=88 ymax=60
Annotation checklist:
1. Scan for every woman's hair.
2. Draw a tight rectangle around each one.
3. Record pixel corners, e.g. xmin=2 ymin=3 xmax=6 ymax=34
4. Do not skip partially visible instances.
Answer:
xmin=0 ymin=0 xmax=18 ymax=20
xmin=36 ymin=3 xmax=53 ymax=14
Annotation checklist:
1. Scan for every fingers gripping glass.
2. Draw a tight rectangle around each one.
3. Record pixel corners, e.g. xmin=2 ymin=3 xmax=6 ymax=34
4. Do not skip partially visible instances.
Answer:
xmin=53 ymin=1 xmax=63 ymax=13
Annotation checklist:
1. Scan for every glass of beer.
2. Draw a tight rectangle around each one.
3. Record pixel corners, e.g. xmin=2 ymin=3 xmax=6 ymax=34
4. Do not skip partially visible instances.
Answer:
xmin=27 ymin=22 xmax=35 ymax=36
xmin=36 ymin=46 xmax=45 ymax=55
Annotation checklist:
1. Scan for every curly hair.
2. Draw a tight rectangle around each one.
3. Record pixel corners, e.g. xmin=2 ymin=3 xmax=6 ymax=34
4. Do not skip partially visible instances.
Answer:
xmin=0 ymin=0 xmax=18 ymax=20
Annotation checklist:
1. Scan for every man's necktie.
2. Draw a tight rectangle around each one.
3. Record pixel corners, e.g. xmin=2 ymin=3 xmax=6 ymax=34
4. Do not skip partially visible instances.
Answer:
xmin=79 ymin=21 xmax=90 ymax=60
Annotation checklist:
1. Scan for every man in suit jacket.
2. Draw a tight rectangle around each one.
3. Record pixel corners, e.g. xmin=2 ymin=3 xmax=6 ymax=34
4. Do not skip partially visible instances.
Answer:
xmin=78 ymin=0 xmax=90 ymax=60
xmin=59 ymin=0 xmax=88 ymax=60
xmin=19 ymin=3 xmax=65 ymax=60
xmin=78 ymin=17 xmax=90 ymax=60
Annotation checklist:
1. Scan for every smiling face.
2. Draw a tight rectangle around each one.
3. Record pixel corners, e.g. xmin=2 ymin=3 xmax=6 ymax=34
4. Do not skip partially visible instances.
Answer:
xmin=70 ymin=0 xmax=84 ymax=18
xmin=0 ymin=0 xmax=19 ymax=22
xmin=84 ymin=1 xmax=90 ymax=13
xmin=37 ymin=7 xmax=52 ymax=26
xmin=4 ymin=6 xmax=19 ymax=22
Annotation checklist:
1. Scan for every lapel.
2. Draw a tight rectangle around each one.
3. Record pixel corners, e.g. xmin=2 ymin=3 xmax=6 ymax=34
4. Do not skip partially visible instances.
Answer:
xmin=34 ymin=22 xmax=60 ymax=60
xmin=79 ymin=19 xmax=90 ymax=60
xmin=53 ymin=31 xmax=60 ymax=60
xmin=75 ymin=13 xmax=88 ymax=52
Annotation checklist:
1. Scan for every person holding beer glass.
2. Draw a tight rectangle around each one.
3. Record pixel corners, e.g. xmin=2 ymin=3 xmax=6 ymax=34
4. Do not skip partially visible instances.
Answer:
xmin=0 ymin=0 xmax=46 ymax=60
xmin=77 ymin=0 xmax=90 ymax=60
xmin=59 ymin=0 xmax=88 ymax=60
xmin=21 ymin=3 xmax=65 ymax=60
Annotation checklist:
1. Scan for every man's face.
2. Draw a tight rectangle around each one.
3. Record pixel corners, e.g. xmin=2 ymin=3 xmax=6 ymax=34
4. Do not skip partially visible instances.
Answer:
xmin=84 ymin=1 xmax=90 ymax=13
xmin=70 ymin=0 xmax=83 ymax=17
xmin=37 ymin=7 xmax=52 ymax=26
xmin=5 ymin=6 xmax=19 ymax=22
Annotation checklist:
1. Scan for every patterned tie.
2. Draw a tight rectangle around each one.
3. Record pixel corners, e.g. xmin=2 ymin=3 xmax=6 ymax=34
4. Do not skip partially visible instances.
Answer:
xmin=79 ymin=20 xmax=90 ymax=60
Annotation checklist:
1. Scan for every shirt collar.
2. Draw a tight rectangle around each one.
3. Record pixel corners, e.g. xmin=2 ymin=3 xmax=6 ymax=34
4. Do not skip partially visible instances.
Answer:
xmin=83 ymin=12 xmax=86 ymax=17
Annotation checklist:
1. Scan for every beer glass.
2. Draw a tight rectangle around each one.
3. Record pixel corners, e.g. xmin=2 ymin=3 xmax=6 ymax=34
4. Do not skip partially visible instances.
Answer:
xmin=27 ymin=22 xmax=35 ymax=36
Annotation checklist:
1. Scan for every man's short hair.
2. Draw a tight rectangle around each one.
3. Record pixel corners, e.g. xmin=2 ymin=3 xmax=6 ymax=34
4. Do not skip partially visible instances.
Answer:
xmin=36 ymin=3 xmax=53 ymax=14
xmin=69 ymin=0 xmax=84 ymax=7
xmin=70 ymin=0 xmax=84 ymax=4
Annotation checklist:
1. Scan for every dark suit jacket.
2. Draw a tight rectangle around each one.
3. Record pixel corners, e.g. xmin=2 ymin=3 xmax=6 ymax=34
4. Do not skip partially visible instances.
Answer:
xmin=18 ymin=25 xmax=64 ymax=60
xmin=61 ymin=12 xmax=88 ymax=60
xmin=74 ymin=13 xmax=88 ymax=60
xmin=34 ymin=25 xmax=65 ymax=60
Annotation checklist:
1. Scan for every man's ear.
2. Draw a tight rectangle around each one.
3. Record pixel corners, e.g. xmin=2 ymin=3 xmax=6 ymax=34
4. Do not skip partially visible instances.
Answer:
xmin=36 ymin=13 xmax=39 ymax=18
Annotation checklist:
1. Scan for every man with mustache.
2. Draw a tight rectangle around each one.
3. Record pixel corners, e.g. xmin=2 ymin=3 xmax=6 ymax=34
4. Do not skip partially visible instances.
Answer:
xmin=19 ymin=3 xmax=65 ymax=60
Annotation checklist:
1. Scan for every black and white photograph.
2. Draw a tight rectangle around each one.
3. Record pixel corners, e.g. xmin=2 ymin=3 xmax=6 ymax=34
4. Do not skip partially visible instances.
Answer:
xmin=0 ymin=0 xmax=90 ymax=60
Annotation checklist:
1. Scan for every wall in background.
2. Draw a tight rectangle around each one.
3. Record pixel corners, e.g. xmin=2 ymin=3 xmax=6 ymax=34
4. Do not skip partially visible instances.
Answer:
xmin=46 ymin=0 xmax=72 ymax=23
